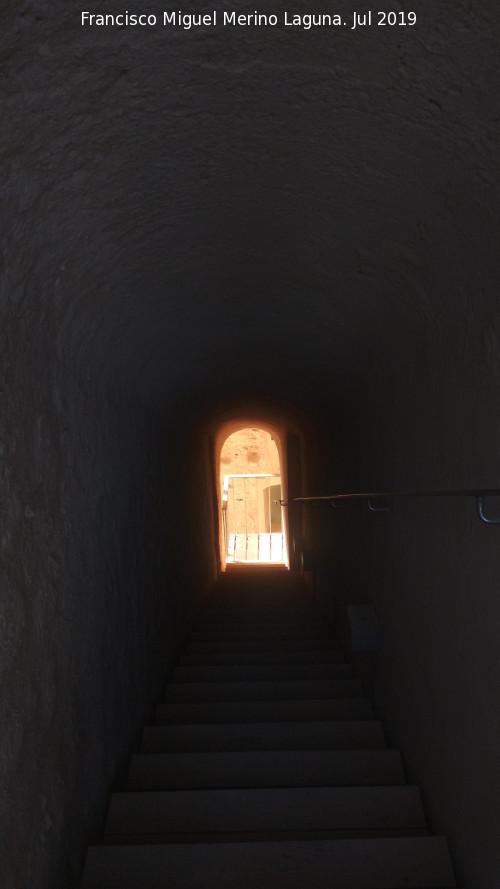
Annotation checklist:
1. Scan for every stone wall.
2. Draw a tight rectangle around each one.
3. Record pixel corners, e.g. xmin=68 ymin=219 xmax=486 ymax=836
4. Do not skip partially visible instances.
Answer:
xmin=304 ymin=284 xmax=500 ymax=889
xmin=0 ymin=311 xmax=201 ymax=887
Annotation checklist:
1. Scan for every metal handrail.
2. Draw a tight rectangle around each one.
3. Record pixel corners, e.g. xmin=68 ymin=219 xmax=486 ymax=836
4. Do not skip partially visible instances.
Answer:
xmin=294 ymin=488 xmax=500 ymax=525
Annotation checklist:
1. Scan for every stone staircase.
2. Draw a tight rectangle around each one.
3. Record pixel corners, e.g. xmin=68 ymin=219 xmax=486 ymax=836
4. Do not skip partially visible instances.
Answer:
xmin=80 ymin=571 xmax=457 ymax=888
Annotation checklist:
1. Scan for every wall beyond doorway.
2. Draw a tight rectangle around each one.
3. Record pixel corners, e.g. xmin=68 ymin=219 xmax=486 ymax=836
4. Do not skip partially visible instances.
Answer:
xmin=215 ymin=422 xmax=289 ymax=569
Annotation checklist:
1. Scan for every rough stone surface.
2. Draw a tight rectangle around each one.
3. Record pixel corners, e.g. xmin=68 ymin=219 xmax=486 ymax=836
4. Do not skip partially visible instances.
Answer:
xmin=1 ymin=1 xmax=500 ymax=887
xmin=0 ymin=327 xmax=172 ymax=888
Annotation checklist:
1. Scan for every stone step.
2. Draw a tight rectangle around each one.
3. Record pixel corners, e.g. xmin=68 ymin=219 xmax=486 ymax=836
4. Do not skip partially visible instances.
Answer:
xmin=196 ymin=603 xmax=320 ymax=613
xmin=140 ymin=720 xmax=387 ymax=753
xmin=193 ymin=611 xmax=322 ymax=630
xmin=184 ymin=639 xmax=340 ymax=653
xmin=207 ymin=587 xmax=306 ymax=596
xmin=198 ymin=605 xmax=321 ymax=612
xmin=178 ymin=649 xmax=346 ymax=666
xmin=190 ymin=623 xmax=333 ymax=641
xmin=155 ymin=698 xmax=373 ymax=724
xmin=126 ymin=749 xmax=405 ymax=790
xmin=210 ymin=587 xmax=304 ymax=594
xmin=195 ymin=619 xmax=323 ymax=631
xmin=101 ymin=828 xmax=431 ymax=845
xmin=197 ymin=604 xmax=319 ymax=616
xmin=201 ymin=600 xmax=310 ymax=613
xmin=104 ymin=786 xmax=426 ymax=838
xmin=172 ymin=664 xmax=353 ymax=683
xmin=189 ymin=626 xmax=332 ymax=640
xmin=210 ymin=583 xmax=305 ymax=592
xmin=193 ymin=611 xmax=327 ymax=621
xmin=164 ymin=679 xmax=362 ymax=703
xmin=81 ymin=837 xmax=457 ymax=888
xmin=213 ymin=571 xmax=297 ymax=583
xmin=80 ymin=573 xmax=458 ymax=888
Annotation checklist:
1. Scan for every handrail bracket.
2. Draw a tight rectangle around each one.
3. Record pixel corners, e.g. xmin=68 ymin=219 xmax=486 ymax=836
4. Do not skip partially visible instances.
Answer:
xmin=476 ymin=494 xmax=500 ymax=525
xmin=368 ymin=496 xmax=390 ymax=512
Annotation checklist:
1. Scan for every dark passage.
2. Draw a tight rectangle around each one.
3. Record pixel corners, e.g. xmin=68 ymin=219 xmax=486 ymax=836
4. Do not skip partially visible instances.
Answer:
xmin=2 ymin=2 xmax=500 ymax=888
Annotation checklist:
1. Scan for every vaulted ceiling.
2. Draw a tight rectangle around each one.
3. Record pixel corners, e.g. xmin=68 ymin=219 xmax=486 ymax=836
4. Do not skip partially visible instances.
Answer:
xmin=2 ymin=1 xmax=499 ymax=418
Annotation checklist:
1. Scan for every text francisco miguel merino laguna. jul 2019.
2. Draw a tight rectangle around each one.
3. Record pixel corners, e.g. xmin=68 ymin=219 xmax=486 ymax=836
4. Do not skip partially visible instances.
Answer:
xmin=80 ymin=10 xmax=418 ymax=30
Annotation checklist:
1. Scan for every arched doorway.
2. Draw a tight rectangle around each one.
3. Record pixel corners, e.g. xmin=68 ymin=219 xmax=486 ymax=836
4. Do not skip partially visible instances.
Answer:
xmin=216 ymin=423 xmax=289 ymax=569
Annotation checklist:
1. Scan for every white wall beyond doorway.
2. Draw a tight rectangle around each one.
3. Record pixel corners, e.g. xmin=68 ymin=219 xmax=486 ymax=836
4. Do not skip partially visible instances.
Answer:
xmin=217 ymin=425 xmax=288 ymax=568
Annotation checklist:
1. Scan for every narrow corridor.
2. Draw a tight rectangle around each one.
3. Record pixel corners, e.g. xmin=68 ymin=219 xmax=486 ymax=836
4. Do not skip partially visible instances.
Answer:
xmin=2 ymin=4 xmax=500 ymax=886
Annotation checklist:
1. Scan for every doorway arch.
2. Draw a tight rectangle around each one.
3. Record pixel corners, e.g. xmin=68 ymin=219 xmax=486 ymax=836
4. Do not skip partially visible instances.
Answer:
xmin=215 ymin=420 xmax=289 ymax=570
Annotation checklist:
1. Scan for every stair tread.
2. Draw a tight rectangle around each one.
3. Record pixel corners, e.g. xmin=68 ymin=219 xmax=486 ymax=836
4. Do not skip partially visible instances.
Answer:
xmin=105 ymin=786 xmax=427 ymax=836
xmin=126 ymin=749 xmax=405 ymax=790
xmin=197 ymin=608 xmax=322 ymax=617
xmin=200 ymin=604 xmax=312 ymax=614
xmin=193 ymin=620 xmax=328 ymax=627
xmin=188 ymin=635 xmax=333 ymax=644
xmin=81 ymin=576 xmax=457 ymax=889
xmin=189 ymin=629 xmax=334 ymax=638
xmin=172 ymin=664 xmax=353 ymax=682
xmin=194 ymin=615 xmax=326 ymax=623
xmin=81 ymin=838 xmax=456 ymax=889
xmin=178 ymin=650 xmax=346 ymax=665
xmin=156 ymin=698 xmax=372 ymax=724
xmin=140 ymin=720 xmax=387 ymax=752
xmin=164 ymin=679 xmax=363 ymax=702
xmin=97 ymin=829 xmax=432 ymax=846
xmin=193 ymin=620 xmax=326 ymax=630
xmin=184 ymin=640 xmax=340 ymax=652
xmin=194 ymin=620 xmax=325 ymax=628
